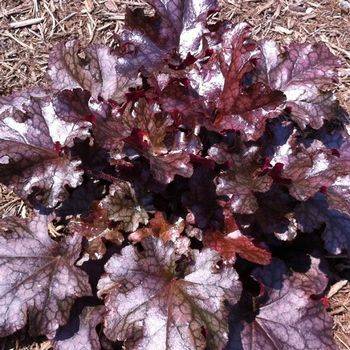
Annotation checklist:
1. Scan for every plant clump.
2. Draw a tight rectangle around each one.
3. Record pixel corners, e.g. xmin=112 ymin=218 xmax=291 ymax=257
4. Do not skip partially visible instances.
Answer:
xmin=0 ymin=1 xmax=349 ymax=349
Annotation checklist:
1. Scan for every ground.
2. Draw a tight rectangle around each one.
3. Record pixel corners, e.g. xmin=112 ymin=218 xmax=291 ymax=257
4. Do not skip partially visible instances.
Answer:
xmin=0 ymin=0 xmax=349 ymax=349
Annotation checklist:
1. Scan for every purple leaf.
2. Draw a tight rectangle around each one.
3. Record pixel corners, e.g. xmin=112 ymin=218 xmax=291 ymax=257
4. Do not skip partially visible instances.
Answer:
xmin=254 ymin=185 xmax=298 ymax=241
xmin=229 ymin=258 xmax=335 ymax=350
xmin=215 ymin=146 xmax=273 ymax=214
xmin=182 ymin=160 xmax=218 ymax=229
xmin=188 ymin=23 xmax=285 ymax=140
xmin=53 ymin=306 xmax=105 ymax=350
xmin=149 ymin=150 xmax=193 ymax=184
xmin=48 ymin=41 xmax=140 ymax=101
xmin=326 ymin=175 xmax=350 ymax=215
xmin=118 ymin=99 xmax=194 ymax=183
xmin=295 ymin=193 xmax=350 ymax=255
xmin=258 ymin=40 xmax=342 ymax=129
xmin=98 ymin=238 xmax=241 ymax=349
xmin=0 ymin=214 xmax=91 ymax=337
xmin=281 ymin=140 xmax=346 ymax=201
xmin=0 ymin=88 xmax=48 ymax=115
xmin=115 ymin=0 xmax=218 ymax=74
xmin=0 ymin=96 xmax=90 ymax=207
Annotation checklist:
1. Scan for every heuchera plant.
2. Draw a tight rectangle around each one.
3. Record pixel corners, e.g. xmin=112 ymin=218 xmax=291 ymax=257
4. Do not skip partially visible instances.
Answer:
xmin=0 ymin=1 xmax=349 ymax=349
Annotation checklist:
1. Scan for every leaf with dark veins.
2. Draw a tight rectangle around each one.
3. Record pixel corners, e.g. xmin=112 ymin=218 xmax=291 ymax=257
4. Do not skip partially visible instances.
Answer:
xmin=204 ymin=231 xmax=271 ymax=265
xmin=48 ymin=41 xmax=140 ymax=101
xmin=0 ymin=214 xmax=91 ymax=338
xmin=188 ymin=23 xmax=285 ymax=140
xmin=258 ymin=40 xmax=342 ymax=130
xmin=123 ymin=98 xmax=174 ymax=155
xmin=68 ymin=203 xmax=124 ymax=260
xmin=215 ymin=83 xmax=285 ymax=141
xmin=100 ymin=181 xmax=149 ymax=233
xmin=115 ymin=0 xmax=218 ymax=74
xmin=110 ymin=99 xmax=194 ymax=183
xmin=127 ymin=99 xmax=194 ymax=183
xmin=53 ymin=306 xmax=105 ymax=350
xmin=149 ymin=150 xmax=193 ymax=184
xmin=0 ymin=97 xmax=90 ymax=207
xmin=98 ymin=237 xmax=241 ymax=350
xmin=157 ymin=80 xmax=207 ymax=129
xmin=129 ymin=211 xmax=185 ymax=242
xmin=215 ymin=146 xmax=273 ymax=214
xmin=282 ymin=140 xmax=347 ymax=201
xmin=52 ymin=89 xmax=92 ymax=122
xmin=326 ymin=175 xmax=350 ymax=215
xmin=228 ymin=258 xmax=335 ymax=350
xmin=295 ymin=193 xmax=350 ymax=255
xmin=0 ymin=88 xmax=48 ymax=115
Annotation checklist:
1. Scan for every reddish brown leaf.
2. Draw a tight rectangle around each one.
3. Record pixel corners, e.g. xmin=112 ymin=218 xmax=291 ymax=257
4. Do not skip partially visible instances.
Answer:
xmin=129 ymin=211 xmax=185 ymax=242
xmin=204 ymin=231 xmax=271 ymax=265
xmin=69 ymin=203 xmax=123 ymax=260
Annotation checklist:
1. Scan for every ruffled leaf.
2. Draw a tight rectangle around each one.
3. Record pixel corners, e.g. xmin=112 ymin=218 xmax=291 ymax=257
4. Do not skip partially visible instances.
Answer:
xmin=120 ymin=99 xmax=194 ymax=183
xmin=129 ymin=211 xmax=185 ymax=242
xmin=258 ymin=40 xmax=343 ymax=129
xmin=204 ymin=231 xmax=271 ymax=265
xmin=203 ymin=208 xmax=271 ymax=264
xmin=98 ymin=238 xmax=241 ymax=349
xmin=281 ymin=140 xmax=347 ymax=201
xmin=115 ymin=0 xmax=218 ymax=74
xmin=0 ymin=95 xmax=90 ymax=207
xmin=215 ymin=146 xmax=273 ymax=214
xmin=100 ymin=181 xmax=149 ymax=233
xmin=295 ymin=193 xmax=350 ymax=255
xmin=0 ymin=214 xmax=91 ymax=337
xmin=53 ymin=306 xmax=105 ymax=350
xmin=48 ymin=41 xmax=140 ymax=101
xmin=326 ymin=175 xmax=350 ymax=215
xmin=229 ymin=258 xmax=335 ymax=350
xmin=68 ymin=203 xmax=124 ymax=260
xmin=189 ymin=23 xmax=285 ymax=140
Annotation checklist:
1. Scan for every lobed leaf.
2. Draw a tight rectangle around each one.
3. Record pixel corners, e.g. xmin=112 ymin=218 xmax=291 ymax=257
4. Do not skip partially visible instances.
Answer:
xmin=98 ymin=238 xmax=241 ymax=349
xmin=115 ymin=0 xmax=218 ymax=74
xmin=48 ymin=41 xmax=140 ymax=102
xmin=0 ymin=214 xmax=91 ymax=337
xmin=53 ymin=306 xmax=105 ymax=350
xmin=258 ymin=41 xmax=342 ymax=130
xmin=0 ymin=94 xmax=90 ymax=207
xmin=295 ymin=193 xmax=350 ymax=255
xmin=229 ymin=258 xmax=336 ymax=350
